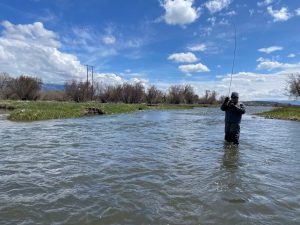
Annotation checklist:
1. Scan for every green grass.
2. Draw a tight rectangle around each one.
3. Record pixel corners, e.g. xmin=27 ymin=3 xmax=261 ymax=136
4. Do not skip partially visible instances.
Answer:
xmin=0 ymin=100 xmax=199 ymax=122
xmin=256 ymin=106 xmax=300 ymax=121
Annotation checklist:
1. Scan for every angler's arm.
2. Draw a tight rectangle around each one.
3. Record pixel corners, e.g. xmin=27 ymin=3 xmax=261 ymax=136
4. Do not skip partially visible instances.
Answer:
xmin=221 ymin=98 xmax=229 ymax=111
xmin=234 ymin=103 xmax=246 ymax=114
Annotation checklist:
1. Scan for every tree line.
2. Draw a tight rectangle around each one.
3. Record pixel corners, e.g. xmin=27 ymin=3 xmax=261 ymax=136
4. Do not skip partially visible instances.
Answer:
xmin=63 ymin=79 xmax=220 ymax=104
xmin=0 ymin=72 xmax=42 ymax=100
xmin=1 ymin=72 xmax=299 ymax=103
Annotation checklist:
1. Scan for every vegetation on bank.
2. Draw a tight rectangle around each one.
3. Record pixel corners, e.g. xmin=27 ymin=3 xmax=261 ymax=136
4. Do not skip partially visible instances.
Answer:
xmin=0 ymin=73 xmax=222 ymax=121
xmin=1 ymin=73 xmax=299 ymax=122
xmin=256 ymin=106 xmax=300 ymax=121
xmin=0 ymin=73 xmax=222 ymax=105
xmin=0 ymin=100 xmax=198 ymax=122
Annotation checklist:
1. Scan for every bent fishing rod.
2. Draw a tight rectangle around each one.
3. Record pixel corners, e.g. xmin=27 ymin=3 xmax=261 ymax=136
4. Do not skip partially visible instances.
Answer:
xmin=228 ymin=23 xmax=237 ymax=97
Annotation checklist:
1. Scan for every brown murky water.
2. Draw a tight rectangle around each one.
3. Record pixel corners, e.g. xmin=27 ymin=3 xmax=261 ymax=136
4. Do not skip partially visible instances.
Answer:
xmin=0 ymin=107 xmax=299 ymax=225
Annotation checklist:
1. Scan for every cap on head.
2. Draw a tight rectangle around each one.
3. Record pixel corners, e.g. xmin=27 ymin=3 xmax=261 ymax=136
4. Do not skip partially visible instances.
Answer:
xmin=231 ymin=92 xmax=239 ymax=98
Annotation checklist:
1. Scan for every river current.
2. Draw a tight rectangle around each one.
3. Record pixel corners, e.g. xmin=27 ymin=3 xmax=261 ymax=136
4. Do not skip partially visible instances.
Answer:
xmin=0 ymin=107 xmax=299 ymax=225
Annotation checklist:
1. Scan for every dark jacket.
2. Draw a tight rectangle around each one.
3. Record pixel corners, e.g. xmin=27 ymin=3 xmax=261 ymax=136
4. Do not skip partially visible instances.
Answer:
xmin=221 ymin=101 xmax=246 ymax=124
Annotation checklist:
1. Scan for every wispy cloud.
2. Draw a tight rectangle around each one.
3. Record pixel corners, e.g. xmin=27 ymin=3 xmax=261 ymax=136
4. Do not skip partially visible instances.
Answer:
xmin=205 ymin=0 xmax=232 ymax=14
xmin=287 ymin=53 xmax=296 ymax=58
xmin=267 ymin=6 xmax=292 ymax=22
xmin=257 ymin=0 xmax=273 ymax=7
xmin=187 ymin=44 xmax=207 ymax=52
xmin=102 ymin=35 xmax=116 ymax=45
xmin=258 ymin=46 xmax=283 ymax=54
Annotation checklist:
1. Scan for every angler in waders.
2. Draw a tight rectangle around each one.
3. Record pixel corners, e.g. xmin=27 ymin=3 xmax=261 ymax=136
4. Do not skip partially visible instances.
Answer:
xmin=221 ymin=92 xmax=245 ymax=145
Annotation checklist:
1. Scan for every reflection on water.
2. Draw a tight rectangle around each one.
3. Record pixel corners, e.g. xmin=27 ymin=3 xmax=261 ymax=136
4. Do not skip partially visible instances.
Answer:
xmin=0 ymin=106 xmax=299 ymax=225
xmin=223 ymin=143 xmax=240 ymax=170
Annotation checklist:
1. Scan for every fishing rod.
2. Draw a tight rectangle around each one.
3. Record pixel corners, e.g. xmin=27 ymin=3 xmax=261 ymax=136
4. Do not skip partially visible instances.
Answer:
xmin=228 ymin=23 xmax=237 ymax=97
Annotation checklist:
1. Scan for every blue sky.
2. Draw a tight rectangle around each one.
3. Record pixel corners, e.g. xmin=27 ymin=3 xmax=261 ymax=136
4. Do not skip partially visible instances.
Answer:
xmin=0 ymin=0 xmax=300 ymax=100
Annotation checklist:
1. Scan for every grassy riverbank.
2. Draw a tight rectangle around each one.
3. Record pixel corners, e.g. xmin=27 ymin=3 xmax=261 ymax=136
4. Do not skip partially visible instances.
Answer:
xmin=256 ymin=106 xmax=300 ymax=121
xmin=0 ymin=100 xmax=199 ymax=121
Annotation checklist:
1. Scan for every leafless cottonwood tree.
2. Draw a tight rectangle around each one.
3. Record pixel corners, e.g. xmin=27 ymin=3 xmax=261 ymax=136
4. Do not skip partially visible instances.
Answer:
xmin=286 ymin=74 xmax=300 ymax=100
xmin=0 ymin=72 xmax=14 ymax=99
xmin=168 ymin=85 xmax=184 ymax=104
xmin=64 ymin=80 xmax=93 ymax=102
xmin=183 ymin=84 xmax=198 ymax=104
xmin=145 ymin=85 xmax=164 ymax=104
xmin=9 ymin=75 xmax=42 ymax=100
xmin=198 ymin=90 xmax=218 ymax=104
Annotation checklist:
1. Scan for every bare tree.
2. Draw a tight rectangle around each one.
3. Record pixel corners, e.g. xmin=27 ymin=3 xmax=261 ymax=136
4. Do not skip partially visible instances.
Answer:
xmin=132 ymin=82 xmax=145 ymax=103
xmin=121 ymin=83 xmax=132 ymax=103
xmin=9 ymin=75 xmax=42 ymax=100
xmin=145 ymin=85 xmax=164 ymax=104
xmin=64 ymin=80 xmax=93 ymax=102
xmin=65 ymin=80 xmax=80 ymax=102
xmin=208 ymin=90 xmax=218 ymax=104
xmin=96 ymin=82 xmax=145 ymax=104
xmin=121 ymin=82 xmax=144 ymax=103
xmin=286 ymin=74 xmax=300 ymax=99
xmin=0 ymin=72 xmax=13 ymax=99
xmin=183 ymin=84 xmax=196 ymax=104
xmin=199 ymin=90 xmax=218 ymax=104
xmin=168 ymin=85 xmax=184 ymax=104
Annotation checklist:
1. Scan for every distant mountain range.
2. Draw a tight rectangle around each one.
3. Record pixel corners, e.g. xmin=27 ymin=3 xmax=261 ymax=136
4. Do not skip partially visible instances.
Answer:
xmin=42 ymin=83 xmax=64 ymax=91
xmin=275 ymin=100 xmax=300 ymax=105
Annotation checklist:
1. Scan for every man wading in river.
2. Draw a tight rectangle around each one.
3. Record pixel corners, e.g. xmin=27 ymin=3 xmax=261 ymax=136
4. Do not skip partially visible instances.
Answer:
xmin=221 ymin=92 xmax=246 ymax=145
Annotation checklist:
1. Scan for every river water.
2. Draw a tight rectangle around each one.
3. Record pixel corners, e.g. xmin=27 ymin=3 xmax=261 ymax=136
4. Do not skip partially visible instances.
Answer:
xmin=0 ymin=107 xmax=299 ymax=225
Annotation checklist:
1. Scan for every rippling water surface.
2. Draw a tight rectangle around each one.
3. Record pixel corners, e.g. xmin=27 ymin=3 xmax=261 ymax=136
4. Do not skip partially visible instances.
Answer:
xmin=0 ymin=107 xmax=299 ymax=225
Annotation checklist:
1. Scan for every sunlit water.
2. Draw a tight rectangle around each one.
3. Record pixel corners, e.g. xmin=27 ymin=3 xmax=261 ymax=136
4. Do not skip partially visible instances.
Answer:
xmin=0 ymin=107 xmax=299 ymax=225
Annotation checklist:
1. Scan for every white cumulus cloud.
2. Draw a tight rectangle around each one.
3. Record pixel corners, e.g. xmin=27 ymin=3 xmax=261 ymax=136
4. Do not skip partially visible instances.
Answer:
xmin=187 ymin=44 xmax=207 ymax=52
xmin=205 ymin=0 xmax=232 ymax=14
xmin=256 ymin=57 xmax=300 ymax=71
xmin=153 ymin=71 xmax=292 ymax=100
xmin=168 ymin=52 xmax=198 ymax=63
xmin=267 ymin=6 xmax=292 ymax=22
xmin=95 ymin=73 xmax=124 ymax=86
xmin=256 ymin=58 xmax=283 ymax=70
xmin=161 ymin=0 xmax=199 ymax=26
xmin=258 ymin=46 xmax=283 ymax=54
xmin=0 ymin=21 xmax=86 ymax=83
xmin=0 ymin=21 xmax=126 ymax=85
xmin=95 ymin=73 xmax=149 ymax=87
xmin=296 ymin=8 xmax=300 ymax=16
xmin=179 ymin=63 xmax=210 ymax=73
xmin=215 ymin=72 xmax=290 ymax=100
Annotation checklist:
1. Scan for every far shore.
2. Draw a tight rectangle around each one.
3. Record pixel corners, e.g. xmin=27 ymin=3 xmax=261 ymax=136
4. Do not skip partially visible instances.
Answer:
xmin=0 ymin=100 xmax=215 ymax=122
xmin=255 ymin=106 xmax=300 ymax=122
xmin=1 ymin=100 xmax=299 ymax=122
